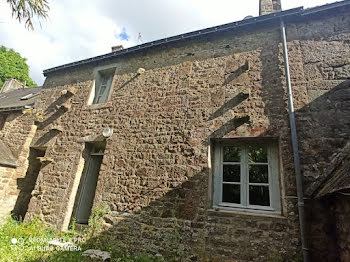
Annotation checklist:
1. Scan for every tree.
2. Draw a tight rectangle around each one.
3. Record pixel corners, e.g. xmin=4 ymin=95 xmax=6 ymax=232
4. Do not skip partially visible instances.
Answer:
xmin=6 ymin=0 xmax=49 ymax=30
xmin=0 ymin=46 xmax=36 ymax=87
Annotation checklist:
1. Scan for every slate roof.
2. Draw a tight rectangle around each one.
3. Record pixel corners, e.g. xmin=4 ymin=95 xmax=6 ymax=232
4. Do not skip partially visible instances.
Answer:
xmin=0 ymin=87 xmax=42 ymax=112
xmin=315 ymin=155 xmax=350 ymax=198
xmin=0 ymin=139 xmax=18 ymax=167
xmin=313 ymin=144 xmax=350 ymax=198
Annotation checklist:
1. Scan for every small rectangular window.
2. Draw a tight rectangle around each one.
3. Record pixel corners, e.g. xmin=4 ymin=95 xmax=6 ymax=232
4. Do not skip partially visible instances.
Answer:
xmin=213 ymin=140 xmax=281 ymax=213
xmin=91 ymin=69 xmax=114 ymax=105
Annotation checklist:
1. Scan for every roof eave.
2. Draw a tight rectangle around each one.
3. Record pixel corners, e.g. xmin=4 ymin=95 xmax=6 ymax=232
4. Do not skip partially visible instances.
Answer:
xmin=0 ymin=104 xmax=34 ymax=112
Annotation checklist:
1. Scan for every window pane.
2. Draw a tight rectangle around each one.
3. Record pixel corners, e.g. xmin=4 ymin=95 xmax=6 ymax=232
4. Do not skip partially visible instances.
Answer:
xmin=223 ymin=165 xmax=240 ymax=182
xmin=99 ymin=86 xmax=107 ymax=95
xmin=92 ymin=147 xmax=104 ymax=154
xmin=93 ymin=74 xmax=112 ymax=104
xmin=101 ymin=76 xmax=108 ymax=85
xmin=222 ymin=184 xmax=240 ymax=204
xmin=249 ymin=186 xmax=270 ymax=206
xmin=248 ymin=145 xmax=267 ymax=163
xmin=94 ymin=85 xmax=105 ymax=104
xmin=249 ymin=165 xmax=268 ymax=183
xmin=223 ymin=146 xmax=241 ymax=162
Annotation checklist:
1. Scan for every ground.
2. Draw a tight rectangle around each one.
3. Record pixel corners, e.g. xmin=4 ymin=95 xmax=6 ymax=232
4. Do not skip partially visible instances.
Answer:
xmin=0 ymin=217 xmax=165 ymax=262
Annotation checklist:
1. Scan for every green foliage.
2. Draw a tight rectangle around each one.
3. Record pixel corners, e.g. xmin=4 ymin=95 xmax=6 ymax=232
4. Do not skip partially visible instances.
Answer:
xmin=0 ymin=45 xmax=36 ymax=88
xmin=248 ymin=145 xmax=267 ymax=163
xmin=0 ymin=216 xmax=59 ymax=261
xmin=0 ymin=217 xmax=164 ymax=262
xmin=86 ymin=204 xmax=111 ymax=237
xmin=69 ymin=218 xmax=77 ymax=238
xmin=6 ymin=0 xmax=49 ymax=30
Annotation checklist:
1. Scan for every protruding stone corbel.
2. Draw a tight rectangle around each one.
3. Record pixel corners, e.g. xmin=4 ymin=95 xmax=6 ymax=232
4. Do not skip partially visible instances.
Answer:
xmin=56 ymin=102 xmax=71 ymax=110
xmin=37 ymin=157 xmax=54 ymax=164
xmin=61 ymin=87 xmax=77 ymax=96
xmin=50 ymin=125 xmax=64 ymax=132
xmin=35 ymin=112 xmax=45 ymax=123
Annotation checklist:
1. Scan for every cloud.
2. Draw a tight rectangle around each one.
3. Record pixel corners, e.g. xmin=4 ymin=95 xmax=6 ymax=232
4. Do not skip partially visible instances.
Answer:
xmin=95 ymin=0 xmax=260 ymax=43
xmin=0 ymin=0 xmax=341 ymax=86
xmin=0 ymin=0 xmax=133 ymax=85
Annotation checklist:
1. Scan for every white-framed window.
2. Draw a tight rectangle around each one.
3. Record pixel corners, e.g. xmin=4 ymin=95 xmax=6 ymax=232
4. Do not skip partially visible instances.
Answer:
xmin=212 ymin=139 xmax=281 ymax=213
xmin=89 ymin=68 xmax=115 ymax=105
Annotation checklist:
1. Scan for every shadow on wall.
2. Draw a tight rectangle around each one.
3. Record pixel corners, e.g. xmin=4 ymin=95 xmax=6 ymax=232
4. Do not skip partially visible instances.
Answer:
xmin=24 ymin=45 xmax=301 ymax=262
xmin=12 ymin=148 xmax=46 ymax=221
xmin=298 ymin=79 xmax=350 ymax=193
xmin=256 ymin=29 xmax=350 ymax=261
xmin=10 ymin=90 xmax=74 ymax=221
xmin=36 ymin=89 xmax=74 ymax=130
xmin=300 ymin=80 xmax=350 ymax=262
xmin=60 ymin=73 xmax=350 ymax=262
xmin=43 ymin=91 xmax=74 ymax=115
xmin=0 ymin=112 xmax=26 ymax=158
xmin=18 ymin=29 xmax=350 ymax=261
xmin=308 ymin=195 xmax=340 ymax=262
xmin=207 ymin=92 xmax=249 ymax=121
xmin=37 ymin=106 xmax=69 ymax=130
xmin=26 ymin=169 xmax=301 ymax=262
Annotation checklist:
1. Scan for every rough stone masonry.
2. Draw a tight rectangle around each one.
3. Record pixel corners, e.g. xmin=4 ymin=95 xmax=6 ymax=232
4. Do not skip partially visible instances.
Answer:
xmin=0 ymin=1 xmax=350 ymax=261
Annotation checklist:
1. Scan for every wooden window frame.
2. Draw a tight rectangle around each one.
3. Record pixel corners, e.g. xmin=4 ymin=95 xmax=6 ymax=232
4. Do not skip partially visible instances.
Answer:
xmin=213 ymin=140 xmax=281 ymax=214
xmin=88 ymin=67 xmax=116 ymax=106
xmin=93 ymin=73 xmax=113 ymax=104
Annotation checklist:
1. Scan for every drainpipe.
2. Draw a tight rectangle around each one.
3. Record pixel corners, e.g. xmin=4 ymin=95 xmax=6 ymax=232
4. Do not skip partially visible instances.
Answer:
xmin=280 ymin=18 xmax=309 ymax=262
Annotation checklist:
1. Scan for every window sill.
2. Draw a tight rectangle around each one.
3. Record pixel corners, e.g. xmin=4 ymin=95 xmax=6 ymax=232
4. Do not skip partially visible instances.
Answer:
xmin=209 ymin=206 xmax=285 ymax=219
xmin=217 ymin=202 xmax=275 ymax=211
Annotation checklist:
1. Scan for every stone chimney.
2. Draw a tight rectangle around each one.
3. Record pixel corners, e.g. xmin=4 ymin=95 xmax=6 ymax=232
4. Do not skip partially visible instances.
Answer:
xmin=259 ymin=0 xmax=282 ymax=16
xmin=111 ymin=45 xmax=124 ymax=52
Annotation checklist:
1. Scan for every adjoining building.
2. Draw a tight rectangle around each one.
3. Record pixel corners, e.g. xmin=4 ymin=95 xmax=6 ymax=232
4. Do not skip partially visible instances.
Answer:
xmin=1 ymin=0 xmax=350 ymax=260
xmin=0 ymin=83 xmax=42 ymax=221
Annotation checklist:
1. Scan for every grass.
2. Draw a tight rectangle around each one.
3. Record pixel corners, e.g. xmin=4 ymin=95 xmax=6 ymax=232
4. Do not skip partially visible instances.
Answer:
xmin=0 ymin=217 xmax=164 ymax=262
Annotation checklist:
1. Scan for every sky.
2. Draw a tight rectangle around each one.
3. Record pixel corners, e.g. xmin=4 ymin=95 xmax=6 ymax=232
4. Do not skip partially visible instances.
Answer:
xmin=0 ymin=0 xmax=343 ymax=86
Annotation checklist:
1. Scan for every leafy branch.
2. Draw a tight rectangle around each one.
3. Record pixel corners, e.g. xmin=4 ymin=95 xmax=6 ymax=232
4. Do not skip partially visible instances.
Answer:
xmin=6 ymin=0 xmax=49 ymax=30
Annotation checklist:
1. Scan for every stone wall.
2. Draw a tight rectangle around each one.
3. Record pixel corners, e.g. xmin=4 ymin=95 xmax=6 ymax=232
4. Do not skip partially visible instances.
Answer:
xmin=20 ymin=6 xmax=350 ymax=261
xmin=285 ymin=12 xmax=350 ymax=196
xmin=286 ymin=10 xmax=350 ymax=262
xmin=0 ymin=111 xmax=37 ymax=221
xmin=26 ymin=22 xmax=301 ymax=261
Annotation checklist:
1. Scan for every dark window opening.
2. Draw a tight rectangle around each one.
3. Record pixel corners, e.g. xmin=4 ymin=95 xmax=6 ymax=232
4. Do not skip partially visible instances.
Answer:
xmin=74 ymin=142 xmax=105 ymax=224
xmin=0 ymin=114 xmax=7 ymax=130
xmin=12 ymin=148 xmax=45 ymax=221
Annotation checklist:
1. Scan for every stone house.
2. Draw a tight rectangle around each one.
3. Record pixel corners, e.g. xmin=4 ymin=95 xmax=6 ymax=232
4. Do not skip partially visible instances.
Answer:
xmin=0 ymin=85 xmax=42 ymax=221
xmin=1 ymin=78 xmax=27 ymax=94
xmin=1 ymin=0 xmax=350 ymax=261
